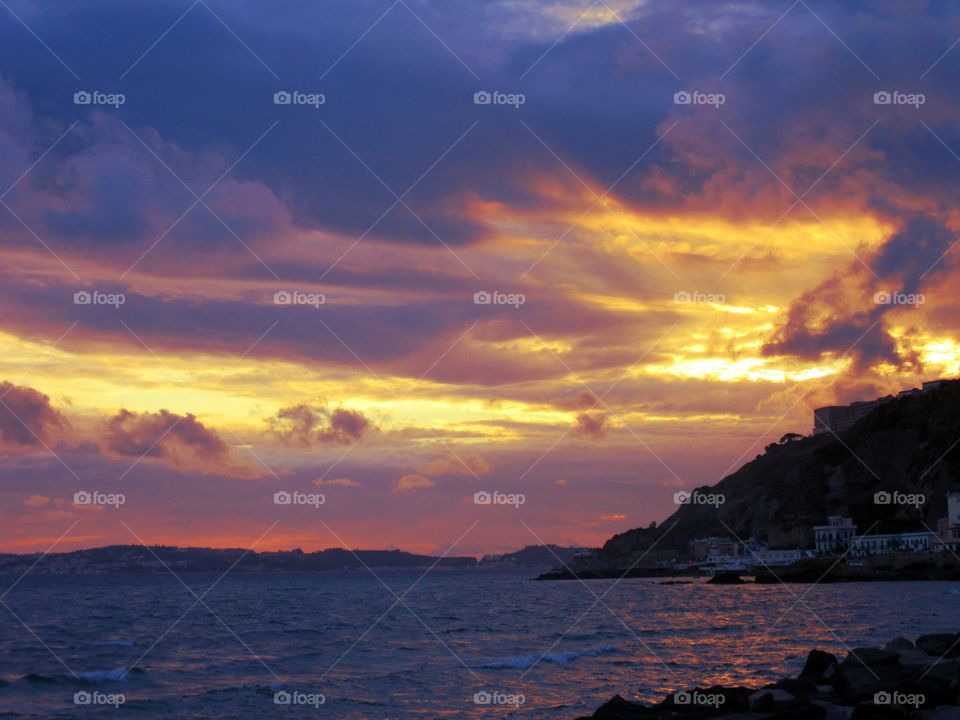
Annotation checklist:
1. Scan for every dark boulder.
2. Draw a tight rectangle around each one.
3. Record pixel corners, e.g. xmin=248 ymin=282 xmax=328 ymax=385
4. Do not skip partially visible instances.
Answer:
xmin=842 ymin=648 xmax=901 ymax=668
xmin=587 ymin=694 xmax=653 ymax=719
xmin=884 ymin=637 xmax=914 ymax=652
xmin=801 ymin=650 xmax=839 ymax=681
xmin=917 ymin=634 xmax=960 ymax=658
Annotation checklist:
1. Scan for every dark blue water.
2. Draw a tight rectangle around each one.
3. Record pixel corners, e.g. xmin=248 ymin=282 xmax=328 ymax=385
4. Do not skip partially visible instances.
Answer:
xmin=1 ymin=571 xmax=957 ymax=718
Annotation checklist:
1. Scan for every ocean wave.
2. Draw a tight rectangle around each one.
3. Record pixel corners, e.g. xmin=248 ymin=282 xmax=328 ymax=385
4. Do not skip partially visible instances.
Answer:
xmin=96 ymin=639 xmax=135 ymax=647
xmin=79 ymin=668 xmax=130 ymax=682
xmin=475 ymin=644 xmax=616 ymax=669
xmin=22 ymin=667 xmax=144 ymax=685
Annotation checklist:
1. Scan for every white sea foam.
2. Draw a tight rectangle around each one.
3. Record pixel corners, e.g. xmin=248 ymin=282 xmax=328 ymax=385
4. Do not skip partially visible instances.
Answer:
xmin=475 ymin=644 xmax=616 ymax=669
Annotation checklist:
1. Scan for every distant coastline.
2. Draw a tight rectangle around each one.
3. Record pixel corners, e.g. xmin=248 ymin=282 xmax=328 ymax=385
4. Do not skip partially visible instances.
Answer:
xmin=0 ymin=543 xmax=583 ymax=576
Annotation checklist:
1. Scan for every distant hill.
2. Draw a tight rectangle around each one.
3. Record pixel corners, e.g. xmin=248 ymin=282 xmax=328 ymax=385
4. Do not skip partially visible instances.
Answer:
xmin=479 ymin=544 xmax=587 ymax=569
xmin=0 ymin=545 xmax=477 ymax=575
xmin=595 ymin=380 xmax=960 ymax=565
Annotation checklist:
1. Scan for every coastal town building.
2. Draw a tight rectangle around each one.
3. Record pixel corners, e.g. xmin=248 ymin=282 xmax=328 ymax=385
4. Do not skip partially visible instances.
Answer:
xmin=814 ymin=515 xmax=949 ymax=557
xmin=812 ymin=378 xmax=955 ymax=435
xmin=689 ymin=536 xmax=742 ymax=561
xmin=753 ymin=548 xmax=808 ymax=565
xmin=813 ymin=516 xmax=857 ymax=554
xmin=937 ymin=492 xmax=960 ymax=551
xmin=847 ymin=531 xmax=937 ymax=556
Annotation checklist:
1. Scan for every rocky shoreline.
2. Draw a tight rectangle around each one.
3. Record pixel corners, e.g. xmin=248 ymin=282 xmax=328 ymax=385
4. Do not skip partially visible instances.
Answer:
xmin=577 ymin=633 xmax=960 ymax=719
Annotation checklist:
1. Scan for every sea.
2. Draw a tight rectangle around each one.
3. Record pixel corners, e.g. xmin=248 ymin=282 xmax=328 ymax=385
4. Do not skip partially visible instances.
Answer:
xmin=0 ymin=570 xmax=957 ymax=718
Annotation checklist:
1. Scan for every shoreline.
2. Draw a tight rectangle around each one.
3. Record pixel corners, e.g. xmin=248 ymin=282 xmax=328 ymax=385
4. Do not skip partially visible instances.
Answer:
xmin=577 ymin=632 xmax=960 ymax=719
xmin=538 ymin=556 xmax=960 ymax=583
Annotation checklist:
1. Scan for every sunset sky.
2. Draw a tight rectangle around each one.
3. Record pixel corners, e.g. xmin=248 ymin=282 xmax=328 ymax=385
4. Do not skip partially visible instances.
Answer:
xmin=2 ymin=0 xmax=960 ymax=555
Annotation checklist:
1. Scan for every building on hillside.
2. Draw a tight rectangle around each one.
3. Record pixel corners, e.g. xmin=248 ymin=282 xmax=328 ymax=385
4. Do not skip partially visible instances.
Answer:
xmin=813 ymin=398 xmax=892 ymax=435
xmin=937 ymin=492 xmax=960 ymax=551
xmin=813 ymin=516 xmax=857 ymax=554
xmin=847 ymin=531 xmax=937 ymax=557
xmin=812 ymin=378 xmax=955 ymax=435
xmin=814 ymin=514 xmax=948 ymax=557
xmin=753 ymin=548 xmax=811 ymax=566
xmin=689 ymin=536 xmax=741 ymax=561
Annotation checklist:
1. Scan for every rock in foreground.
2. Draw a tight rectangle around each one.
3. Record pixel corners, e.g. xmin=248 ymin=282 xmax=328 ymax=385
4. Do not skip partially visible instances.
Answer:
xmin=579 ymin=633 xmax=960 ymax=719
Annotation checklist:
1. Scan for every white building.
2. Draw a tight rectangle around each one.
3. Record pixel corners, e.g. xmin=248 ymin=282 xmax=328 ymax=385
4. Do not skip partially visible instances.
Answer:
xmin=848 ymin=531 xmax=937 ymax=557
xmin=814 ymin=515 xmax=943 ymax=557
xmin=754 ymin=548 xmax=810 ymax=566
xmin=813 ymin=516 xmax=857 ymax=554
xmin=938 ymin=492 xmax=960 ymax=550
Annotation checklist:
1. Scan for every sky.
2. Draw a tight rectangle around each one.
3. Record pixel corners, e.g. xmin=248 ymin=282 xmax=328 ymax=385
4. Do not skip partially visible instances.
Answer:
xmin=1 ymin=0 xmax=960 ymax=555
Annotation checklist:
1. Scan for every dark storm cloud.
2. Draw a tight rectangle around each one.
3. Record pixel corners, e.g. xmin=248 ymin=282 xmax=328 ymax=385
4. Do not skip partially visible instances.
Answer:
xmin=764 ymin=216 xmax=956 ymax=369
xmin=0 ymin=381 xmax=67 ymax=450
xmin=268 ymin=402 xmax=373 ymax=446
xmin=102 ymin=408 xmax=228 ymax=459
xmin=574 ymin=412 xmax=608 ymax=439
xmin=0 ymin=0 xmax=960 ymax=380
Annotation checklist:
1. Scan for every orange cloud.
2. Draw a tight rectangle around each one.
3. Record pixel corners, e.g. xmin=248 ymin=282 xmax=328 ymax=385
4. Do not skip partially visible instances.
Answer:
xmin=417 ymin=450 xmax=490 ymax=477
xmin=394 ymin=474 xmax=434 ymax=493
